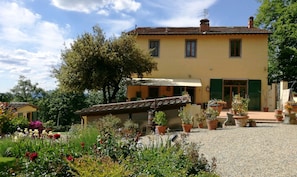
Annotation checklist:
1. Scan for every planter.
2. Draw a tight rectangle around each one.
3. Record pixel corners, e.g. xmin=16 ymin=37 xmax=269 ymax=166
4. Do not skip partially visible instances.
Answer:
xmin=248 ymin=121 xmax=257 ymax=127
xmin=234 ymin=115 xmax=249 ymax=127
xmin=263 ymin=107 xmax=269 ymax=112
xmin=182 ymin=124 xmax=193 ymax=132
xmin=198 ymin=122 xmax=204 ymax=128
xmin=275 ymin=116 xmax=283 ymax=121
xmin=283 ymin=113 xmax=297 ymax=124
xmin=206 ymin=119 xmax=218 ymax=130
xmin=210 ymin=105 xmax=223 ymax=116
xmin=155 ymin=125 xmax=167 ymax=135
xmin=275 ymin=109 xmax=283 ymax=115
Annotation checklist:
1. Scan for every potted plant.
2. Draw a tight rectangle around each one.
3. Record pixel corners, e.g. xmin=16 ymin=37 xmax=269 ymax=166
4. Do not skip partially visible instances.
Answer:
xmin=153 ymin=111 xmax=167 ymax=134
xmin=178 ymin=104 xmax=193 ymax=132
xmin=262 ymin=90 xmax=269 ymax=112
xmin=205 ymin=106 xmax=219 ymax=130
xmin=231 ymin=95 xmax=250 ymax=127
xmin=208 ymin=99 xmax=226 ymax=116
xmin=283 ymin=101 xmax=297 ymax=124
xmin=247 ymin=119 xmax=257 ymax=127
xmin=195 ymin=109 xmax=206 ymax=128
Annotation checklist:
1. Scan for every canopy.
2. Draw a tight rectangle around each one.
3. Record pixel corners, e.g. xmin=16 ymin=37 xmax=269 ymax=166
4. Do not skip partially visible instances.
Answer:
xmin=127 ymin=78 xmax=202 ymax=87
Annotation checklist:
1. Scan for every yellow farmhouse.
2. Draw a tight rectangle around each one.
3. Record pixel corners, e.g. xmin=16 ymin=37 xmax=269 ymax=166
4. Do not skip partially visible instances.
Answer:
xmin=127 ymin=17 xmax=271 ymax=110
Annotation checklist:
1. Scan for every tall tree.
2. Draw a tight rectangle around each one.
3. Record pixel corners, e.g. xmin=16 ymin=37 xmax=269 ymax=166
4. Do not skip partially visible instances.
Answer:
xmin=255 ymin=0 xmax=297 ymax=84
xmin=10 ymin=75 xmax=46 ymax=104
xmin=53 ymin=26 xmax=157 ymax=103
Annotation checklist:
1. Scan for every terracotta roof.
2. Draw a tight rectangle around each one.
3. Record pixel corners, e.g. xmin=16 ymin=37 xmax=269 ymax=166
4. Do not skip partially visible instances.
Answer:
xmin=9 ymin=102 xmax=38 ymax=109
xmin=76 ymin=95 xmax=191 ymax=116
xmin=129 ymin=26 xmax=271 ymax=35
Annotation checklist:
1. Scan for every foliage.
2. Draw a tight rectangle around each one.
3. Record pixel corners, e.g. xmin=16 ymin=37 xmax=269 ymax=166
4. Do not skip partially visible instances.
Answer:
xmin=0 ymin=114 xmax=217 ymax=176
xmin=53 ymin=26 xmax=157 ymax=103
xmin=2 ymin=116 xmax=29 ymax=134
xmin=96 ymin=114 xmax=121 ymax=131
xmin=208 ymin=99 xmax=226 ymax=107
xmin=10 ymin=75 xmax=46 ymax=105
xmin=68 ymin=155 xmax=132 ymax=177
xmin=153 ymin=111 xmax=167 ymax=126
xmin=0 ymin=93 xmax=13 ymax=102
xmin=231 ymin=95 xmax=250 ymax=115
xmin=205 ymin=107 xmax=219 ymax=120
xmin=255 ymin=0 xmax=297 ymax=84
xmin=39 ymin=90 xmax=87 ymax=126
xmin=124 ymin=134 xmax=217 ymax=176
xmin=178 ymin=104 xmax=194 ymax=124
xmin=195 ymin=109 xmax=207 ymax=123
xmin=0 ymin=103 xmax=16 ymax=135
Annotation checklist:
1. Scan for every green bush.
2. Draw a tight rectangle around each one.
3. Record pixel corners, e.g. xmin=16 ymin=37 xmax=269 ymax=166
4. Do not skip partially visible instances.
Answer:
xmin=2 ymin=116 xmax=29 ymax=134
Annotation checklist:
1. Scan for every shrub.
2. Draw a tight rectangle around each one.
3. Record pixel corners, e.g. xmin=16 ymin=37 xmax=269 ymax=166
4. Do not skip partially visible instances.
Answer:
xmin=2 ymin=116 xmax=29 ymax=134
xmin=68 ymin=155 xmax=132 ymax=177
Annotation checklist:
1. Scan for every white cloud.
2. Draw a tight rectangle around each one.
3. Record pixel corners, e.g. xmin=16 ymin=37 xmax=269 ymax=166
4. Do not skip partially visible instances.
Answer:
xmin=0 ymin=1 xmax=69 ymax=92
xmin=141 ymin=0 xmax=217 ymax=27
xmin=51 ymin=0 xmax=141 ymax=14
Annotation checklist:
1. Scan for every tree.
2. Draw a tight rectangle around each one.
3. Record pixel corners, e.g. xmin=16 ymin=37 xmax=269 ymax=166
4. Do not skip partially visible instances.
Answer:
xmin=255 ymin=0 xmax=297 ymax=84
xmin=10 ymin=75 xmax=46 ymax=104
xmin=0 ymin=92 xmax=13 ymax=102
xmin=53 ymin=26 xmax=157 ymax=103
xmin=40 ymin=90 xmax=86 ymax=126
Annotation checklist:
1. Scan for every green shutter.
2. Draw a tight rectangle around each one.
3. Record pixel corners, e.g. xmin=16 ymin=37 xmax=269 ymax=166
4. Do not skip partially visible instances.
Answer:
xmin=210 ymin=79 xmax=223 ymax=99
xmin=248 ymin=80 xmax=261 ymax=111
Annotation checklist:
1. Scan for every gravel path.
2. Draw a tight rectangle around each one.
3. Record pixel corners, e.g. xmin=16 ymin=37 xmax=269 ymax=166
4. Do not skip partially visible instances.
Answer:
xmin=141 ymin=123 xmax=297 ymax=177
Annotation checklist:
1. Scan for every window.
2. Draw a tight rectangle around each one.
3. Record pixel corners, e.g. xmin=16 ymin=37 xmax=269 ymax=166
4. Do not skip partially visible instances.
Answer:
xmin=230 ymin=39 xmax=241 ymax=57
xmin=149 ymin=40 xmax=159 ymax=57
xmin=185 ymin=40 xmax=196 ymax=57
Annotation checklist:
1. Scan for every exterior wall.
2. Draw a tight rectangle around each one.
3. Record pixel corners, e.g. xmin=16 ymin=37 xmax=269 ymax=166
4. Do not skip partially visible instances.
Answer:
xmin=15 ymin=105 xmax=37 ymax=121
xmin=129 ymin=34 xmax=269 ymax=108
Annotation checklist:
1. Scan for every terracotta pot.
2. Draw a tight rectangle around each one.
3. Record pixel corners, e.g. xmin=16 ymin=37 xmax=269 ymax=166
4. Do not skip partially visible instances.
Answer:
xmin=275 ymin=116 xmax=283 ymax=121
xmin=263 ymin=107 xmax=269 ymax=112
xmin=182 ymin=124 xmax=192 ymax=132
xmin=198 ymin=122 xmax=204 ymax=128
xmin=275 ymin=109 xmax=283 ymax=115
xmin=206 ymin=119 xmax=218 ymax=130
xmin=210 ymin=105 xmax=223 ymax=116
xmin=155 ymin=126 xmax=166 ymax=135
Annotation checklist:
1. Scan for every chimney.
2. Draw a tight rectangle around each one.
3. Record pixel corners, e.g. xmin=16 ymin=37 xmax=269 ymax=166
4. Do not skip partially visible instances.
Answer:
xmin=200 ymin=19 xmax=210 ymax=32
xmin=248 ymin=16 xmax=254 ymax=28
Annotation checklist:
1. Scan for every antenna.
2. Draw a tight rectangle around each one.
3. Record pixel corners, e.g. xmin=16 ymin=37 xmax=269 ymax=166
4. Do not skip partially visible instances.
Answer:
xmin=203 ymin=9 xmax=209 ymax=19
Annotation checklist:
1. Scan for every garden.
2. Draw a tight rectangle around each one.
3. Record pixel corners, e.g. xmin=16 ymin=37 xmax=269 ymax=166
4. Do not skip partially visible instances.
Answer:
xmin=0 ymin=105 xmax=218 ymax=177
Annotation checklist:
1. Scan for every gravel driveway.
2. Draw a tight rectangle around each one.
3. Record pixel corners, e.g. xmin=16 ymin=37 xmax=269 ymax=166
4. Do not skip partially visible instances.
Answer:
xmin=141 ymin=123 xmax=297 ymax=177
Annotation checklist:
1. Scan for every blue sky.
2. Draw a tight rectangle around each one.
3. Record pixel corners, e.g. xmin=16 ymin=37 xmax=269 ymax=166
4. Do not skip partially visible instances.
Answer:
xmin=0 ymin=0 xmax=260 ymax=93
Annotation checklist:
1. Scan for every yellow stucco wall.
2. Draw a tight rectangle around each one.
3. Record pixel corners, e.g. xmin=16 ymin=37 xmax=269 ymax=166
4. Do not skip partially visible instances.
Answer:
xmin=128 ymin=34 xmax=269 ymax=107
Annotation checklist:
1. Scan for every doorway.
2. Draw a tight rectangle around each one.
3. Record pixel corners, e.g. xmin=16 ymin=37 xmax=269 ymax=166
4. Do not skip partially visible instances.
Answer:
xmin=223 ymin=80 xmax=247 ymax=108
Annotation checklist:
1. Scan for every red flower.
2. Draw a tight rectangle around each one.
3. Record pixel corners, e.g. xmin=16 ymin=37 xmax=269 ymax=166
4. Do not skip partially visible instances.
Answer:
xmin=80 ymin=142 xmax=85 ymax=148
xmin=29 ymin=152 xmax=38 ymax=161
xmin=48 ymin=134 xmax=53 ymax=139
xmin=25 ymin=152 xmax=30 ymax=157
xmin=67 ymin=155 xmax=74 ymax=161
xmin=53 ymin=134 xmax=60 ymax=139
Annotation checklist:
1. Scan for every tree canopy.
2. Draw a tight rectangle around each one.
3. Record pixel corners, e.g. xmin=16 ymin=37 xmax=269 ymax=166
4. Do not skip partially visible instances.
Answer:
xmin=53 ymin=26 xmax=157 ymax=103
xmin=255 ymin=0 xmax=297 ymax=84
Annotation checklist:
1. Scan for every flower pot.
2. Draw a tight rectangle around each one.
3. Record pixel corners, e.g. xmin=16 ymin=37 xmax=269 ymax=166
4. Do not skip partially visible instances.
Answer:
xmin=210 ymin=105 xmax=223 ymax=116
xmin=206 ymin=119 xmax=218 ymax=130
xmin=234 ymin=115 xmax=249 ymax=127
xmin=275 ymin=116 xmax=283 ymax=121
xmin=155 ymin=125 xmax=167 ymax=135
xmin=182 ymin=124 xmax=192 ymax=132
xmin=263 ymin=107 xmax=269 ymax=112
xmin=198 ymin=122 xmax=204 ymax=128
